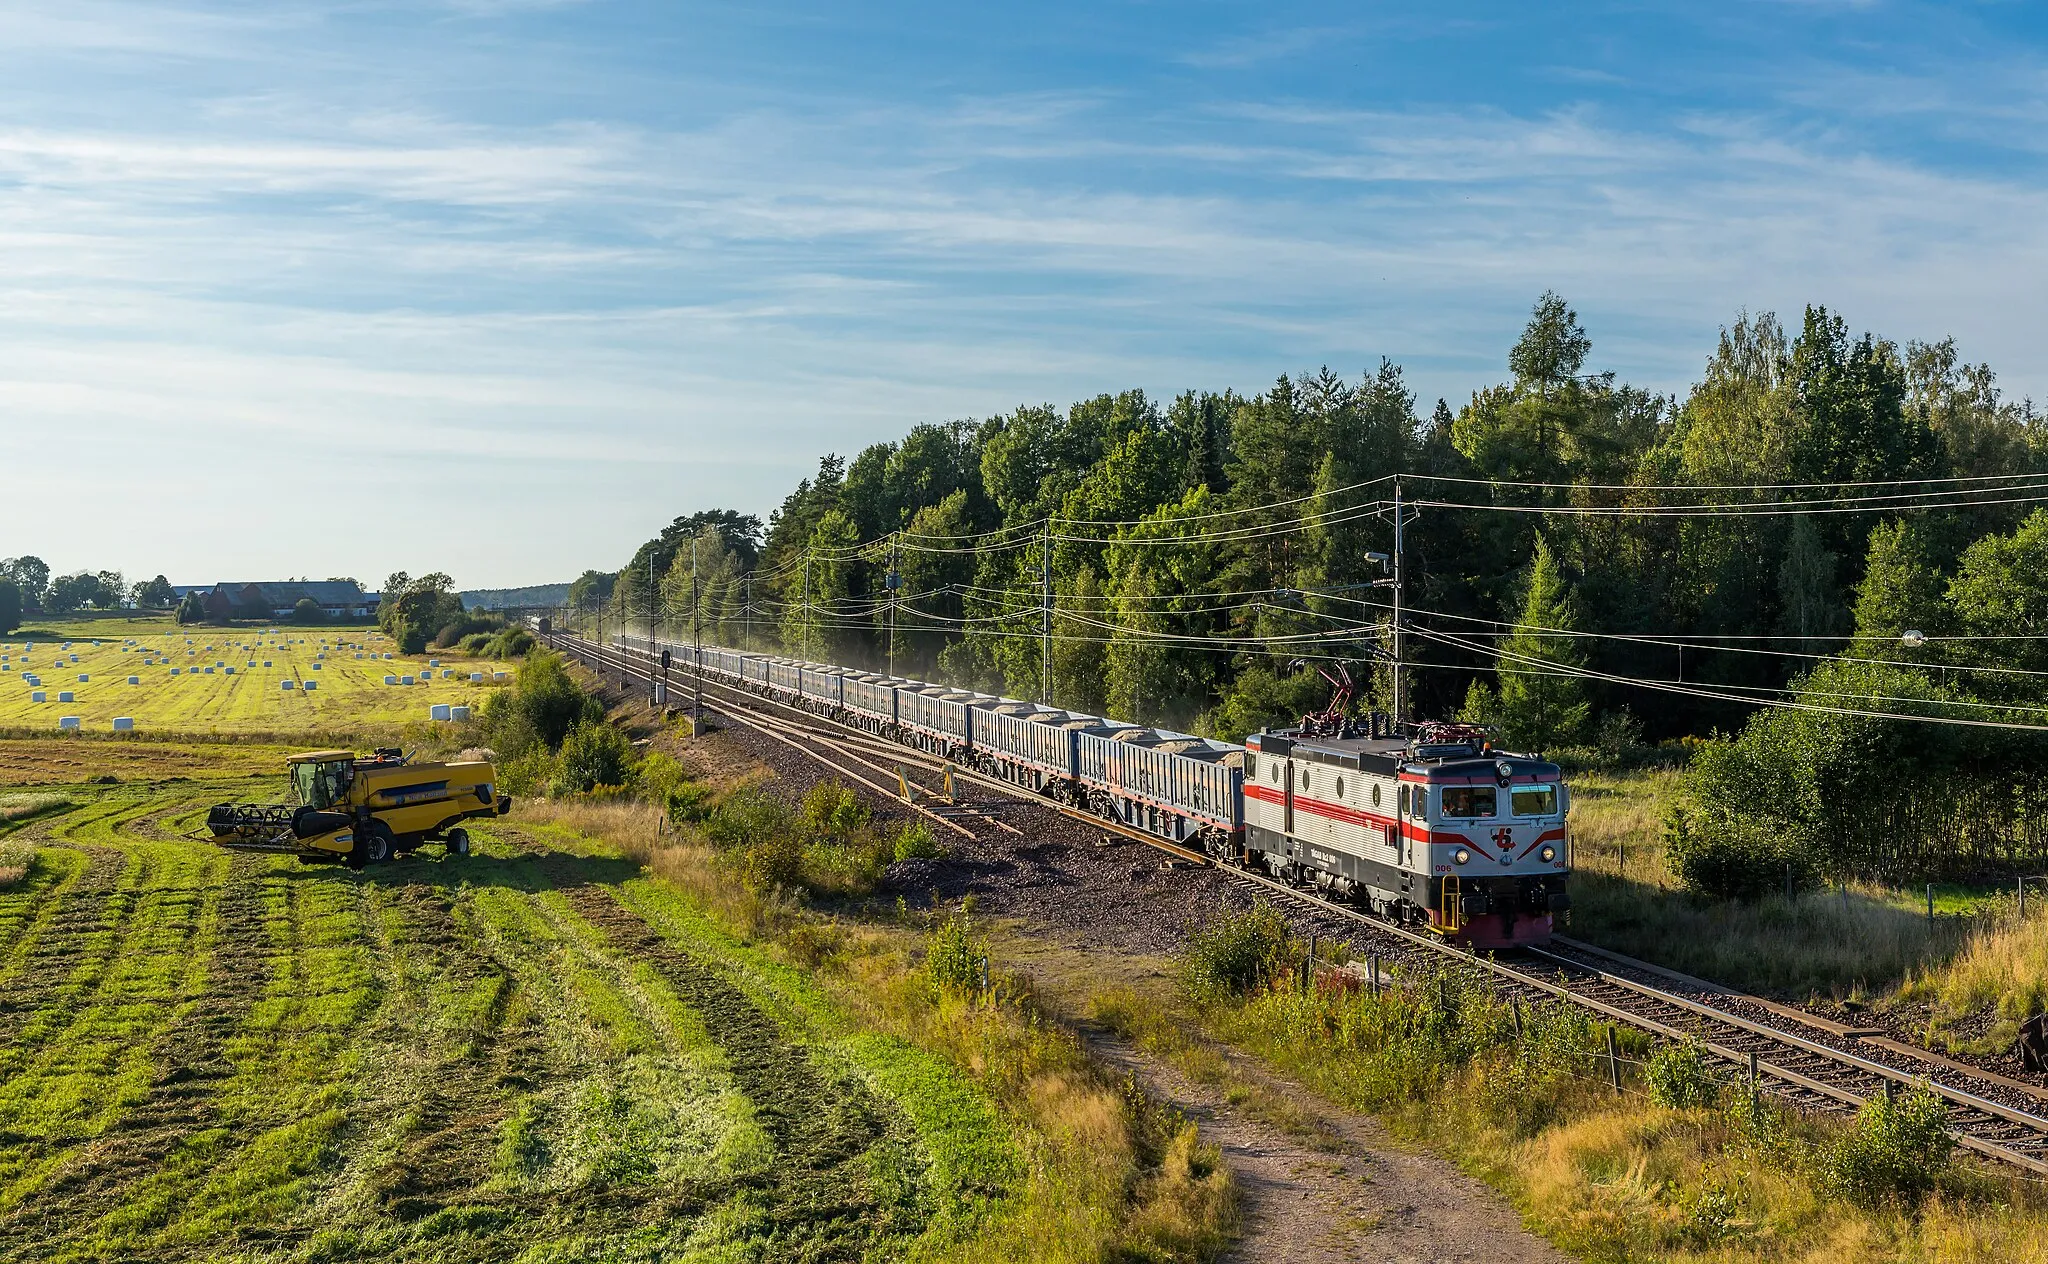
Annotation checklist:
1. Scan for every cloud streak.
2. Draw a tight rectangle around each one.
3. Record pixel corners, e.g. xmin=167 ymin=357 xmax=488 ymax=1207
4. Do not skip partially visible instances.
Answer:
xmin=1 ymin=2 xmax=2044 ymax=586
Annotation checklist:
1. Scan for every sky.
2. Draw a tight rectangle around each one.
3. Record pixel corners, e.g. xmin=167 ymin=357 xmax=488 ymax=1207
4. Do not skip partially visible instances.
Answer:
xmin=2 ymin=1 xmax=2045 ymax=591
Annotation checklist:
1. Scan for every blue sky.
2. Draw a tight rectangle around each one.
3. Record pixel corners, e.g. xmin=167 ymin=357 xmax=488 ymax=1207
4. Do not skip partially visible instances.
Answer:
xmin=2 ymin=1 xmax=2045 ymax=589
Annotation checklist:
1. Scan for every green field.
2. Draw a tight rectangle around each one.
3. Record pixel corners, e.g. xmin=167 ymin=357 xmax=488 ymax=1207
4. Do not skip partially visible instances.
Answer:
xmin=0 ymin=777 xmax=1021 ymax=1261
xmin=0 ymin=627 xmax=510 ymax=735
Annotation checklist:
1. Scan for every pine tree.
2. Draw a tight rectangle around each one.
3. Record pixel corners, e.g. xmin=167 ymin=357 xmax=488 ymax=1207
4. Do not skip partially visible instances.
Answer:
xmin=1495 ymin=534 xmax=1590 ymax=751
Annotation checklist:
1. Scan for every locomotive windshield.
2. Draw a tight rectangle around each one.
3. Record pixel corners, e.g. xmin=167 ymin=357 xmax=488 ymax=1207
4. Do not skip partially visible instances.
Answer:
xmin=1442 ymin=786 xmax=1495 ymax=818
xmin=1511 ymin=785 xmax=1559 ymax=816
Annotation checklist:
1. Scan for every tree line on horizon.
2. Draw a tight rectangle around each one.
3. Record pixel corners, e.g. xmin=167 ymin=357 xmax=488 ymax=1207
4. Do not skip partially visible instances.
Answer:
xmin=573 ymin=294 xmax=2048 ymax=887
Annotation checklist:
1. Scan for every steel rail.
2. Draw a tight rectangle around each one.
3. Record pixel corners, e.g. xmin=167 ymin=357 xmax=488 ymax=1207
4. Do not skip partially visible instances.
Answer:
xmin=555 ymin=631 xmax=2048 ymax=1176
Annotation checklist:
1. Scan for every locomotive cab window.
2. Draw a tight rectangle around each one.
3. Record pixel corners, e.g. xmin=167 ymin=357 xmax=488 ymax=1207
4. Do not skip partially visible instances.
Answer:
xmin=1442 ymin=786 xmax=1496 ymax=818
xmin=1511 ymin=785 xmax=1559 ymax=817
xmin=1398 ymin=785 xmax=1409 ymax=815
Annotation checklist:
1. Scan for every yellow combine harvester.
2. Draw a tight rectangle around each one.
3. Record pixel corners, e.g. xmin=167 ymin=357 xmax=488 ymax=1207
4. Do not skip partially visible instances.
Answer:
xmin=207 ymin=748 xmax=511 ymax=868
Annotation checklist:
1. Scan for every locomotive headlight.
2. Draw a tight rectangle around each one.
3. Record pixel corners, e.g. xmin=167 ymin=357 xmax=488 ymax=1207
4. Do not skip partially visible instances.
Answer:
xmin=1453 ymin=848 xmax=1471 ymax=865
xmin=1540 ymin=845 xmax=1556 ymax=863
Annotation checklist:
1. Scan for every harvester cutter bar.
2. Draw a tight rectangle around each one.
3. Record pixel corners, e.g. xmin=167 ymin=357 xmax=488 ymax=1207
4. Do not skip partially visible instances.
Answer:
xmin=212 ymin=836 xmax=307 ymax=855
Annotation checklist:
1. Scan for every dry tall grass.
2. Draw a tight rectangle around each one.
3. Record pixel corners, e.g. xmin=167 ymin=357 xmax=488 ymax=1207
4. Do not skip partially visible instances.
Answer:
xmin=1901 ymin=904 xmax=2048 ymax=1053
xmin=1568 ymin=770 xmax=1973 ymax=998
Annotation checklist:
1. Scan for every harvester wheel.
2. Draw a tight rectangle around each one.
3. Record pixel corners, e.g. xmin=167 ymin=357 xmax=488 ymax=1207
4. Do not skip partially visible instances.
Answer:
xmin=446 ymin=828 xmax=471 ymax=859
xmin=348 ymin=821 xmax=395 ymax=869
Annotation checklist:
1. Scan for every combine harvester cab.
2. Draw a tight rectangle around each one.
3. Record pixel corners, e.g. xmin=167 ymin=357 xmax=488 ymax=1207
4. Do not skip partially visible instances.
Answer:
xmin=207 ymin=747 xmax=512 ymax=869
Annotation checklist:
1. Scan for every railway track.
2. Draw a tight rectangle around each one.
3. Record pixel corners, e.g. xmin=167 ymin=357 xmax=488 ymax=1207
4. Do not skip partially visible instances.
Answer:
xmin=558 ymin=632 xmax=2048 ymax=1177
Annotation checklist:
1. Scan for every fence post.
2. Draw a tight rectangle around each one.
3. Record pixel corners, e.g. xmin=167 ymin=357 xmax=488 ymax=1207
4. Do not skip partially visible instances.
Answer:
xmin=1511 ymin=997 xmax=1524 ymax=1041
xmin=1927 ymin=883 xmax=1935 ymax=925
xmin=1368 ymin=952 xmax=1380 ymax=996
xmin=1748 ymin=1050 xmax=1759 ymax=1108
xmin=1784 ymin=862 xmax=1794 ymax=902
xmin=1606 ymin=1026 xmax=1621 ymax=1094
xmin=2022 ymin=878 xmax=2028 ymax=919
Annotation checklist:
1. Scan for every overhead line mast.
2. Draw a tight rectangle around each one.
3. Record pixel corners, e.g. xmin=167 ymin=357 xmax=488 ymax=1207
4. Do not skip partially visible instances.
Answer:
xmin=1040 ymin=528 xmax=1052 ymax=706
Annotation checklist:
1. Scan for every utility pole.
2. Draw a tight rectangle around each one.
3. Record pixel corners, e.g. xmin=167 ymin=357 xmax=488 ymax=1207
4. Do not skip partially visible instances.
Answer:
xmin=887 ymin=533 xmax=900 ymax=678
xmin=648 ymin=551 xmax=657 ymax=654
xmin=690 ymin=535 xmax=702 ymax=730
xmin=802 ymin=551 xmax=813 ymax=658
xmin=744 ymin=572 xmax=752 ymax=651
xmin=1391 ymin=476 xmax=1405 ymax=725
xmin=1040 ymin=528 xmax=1052 ymax=706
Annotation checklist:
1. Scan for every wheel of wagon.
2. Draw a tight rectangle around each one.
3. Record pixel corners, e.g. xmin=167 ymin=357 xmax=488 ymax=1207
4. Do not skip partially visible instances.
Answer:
xmin=446 ymin=828 xmax=471 ymax=859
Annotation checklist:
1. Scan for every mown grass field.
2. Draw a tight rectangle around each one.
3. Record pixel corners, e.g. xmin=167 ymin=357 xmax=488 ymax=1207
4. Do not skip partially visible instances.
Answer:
xmin=0 ymin=626 xmax=509 ymax=736
xmin=0 ymin=773 xmax=1036 ymax=1262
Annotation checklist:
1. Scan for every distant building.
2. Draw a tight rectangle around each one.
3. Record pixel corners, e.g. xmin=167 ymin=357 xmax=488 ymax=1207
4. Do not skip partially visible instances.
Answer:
xmin=185 ymin=581 xmax=381 ymax=621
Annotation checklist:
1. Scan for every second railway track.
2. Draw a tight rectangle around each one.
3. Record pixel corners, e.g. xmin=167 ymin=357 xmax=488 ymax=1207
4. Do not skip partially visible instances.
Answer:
xmin=561 ymin=632 xmax=2048 ymax=1178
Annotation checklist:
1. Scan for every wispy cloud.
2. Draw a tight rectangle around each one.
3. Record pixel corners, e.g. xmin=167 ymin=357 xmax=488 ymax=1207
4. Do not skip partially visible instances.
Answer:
xmin=1 ymin=1 xmax=2044 ymax=585
xmin=1175 ymin=25 xmax=1361 ymax=69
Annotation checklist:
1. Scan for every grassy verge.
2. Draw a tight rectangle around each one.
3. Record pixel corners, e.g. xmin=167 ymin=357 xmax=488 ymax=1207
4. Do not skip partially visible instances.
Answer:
xmin=1568 ymin=770 xmax=2048 ymax=1055
xmin=1569 ymin=770 xmax=1988 ymax=999
xmin=1095 ymin=910 xmax=2048 ymax=1263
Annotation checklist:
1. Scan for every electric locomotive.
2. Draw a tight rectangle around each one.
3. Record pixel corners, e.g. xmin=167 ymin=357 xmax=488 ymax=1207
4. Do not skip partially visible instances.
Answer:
xmin=587 ymin=633 xmax=1572 ymax=948
xmin=1241 ymin=720 xmax=1569 ymax=948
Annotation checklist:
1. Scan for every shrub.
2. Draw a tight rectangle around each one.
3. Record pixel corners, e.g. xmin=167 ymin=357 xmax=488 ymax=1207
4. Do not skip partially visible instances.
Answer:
xmin=1823 ymin=1083 xmax=1954 ymax=1206
xmin=498 ymin=746 xmax=557 ymax=797
xmin=491 ymin=651 xmax=603 ymax=750
xmin=633 ymin=751 xmax=690 ymax=807
xmin=1644 ymin=1038 xmax=1721 ymax=1110
xmin=701 ymin=789 xmax=805 ymax=893
xmin=925 ymin=903 xmax=986 ymax=994
xmin=457 ymin=632 xmax=495 ymax=654
xmin=291 ymin=597 xmax=324 ymax=625
xmin=800 ymin=781 xmax=871 ymax=839
xmin=554 ymin=722 xmax=636 ymax=794
xmin=1178 ymin=903 xmax=1295 ymax=1003
xmin=435 ymin=613 xmax=501 ymax=649
xmin=1663 ymin=804 xmax=1814 ymax=900
xmin=396 ymin=620 xmax=430 ymax=654
xmin=893 ymin=820 xmax=942 ymax=862
xmin=731 ymin=828 xmax=804 ymax=893
xmin=701 ymin=788 xmax=791 ymax=851
xmin=488 ymin=628 xmax=535 ymax=658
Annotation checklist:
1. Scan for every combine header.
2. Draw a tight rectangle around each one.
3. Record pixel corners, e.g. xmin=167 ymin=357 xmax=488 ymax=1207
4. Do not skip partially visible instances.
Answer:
xmin=207 ymin=747 xmax=511 ymax=868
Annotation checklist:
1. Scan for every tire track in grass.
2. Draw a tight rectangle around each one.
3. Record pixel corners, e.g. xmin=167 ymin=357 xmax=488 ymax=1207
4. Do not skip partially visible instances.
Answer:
xmin=535 ymin=854 xmax=922 ymax=1261
xmin=0 ymin=838 xmax=226 ymax=1225
xmin=0 ymin=790 xmax=181 ymax=1054
xmin=0 ymin=797 xmax=95 ymax=963
xmin=137 ymin=863 xmax=381 ymax=1256
xmin=312 ymin=867 xmax=538 ymax=1244
xmin=348 ymin=875 xmax=542 ymax=1228
xmin=0 ymin=795 xmax=144 ymax=1003
xmin=0 ymin=852 xmax=279 ymax=1259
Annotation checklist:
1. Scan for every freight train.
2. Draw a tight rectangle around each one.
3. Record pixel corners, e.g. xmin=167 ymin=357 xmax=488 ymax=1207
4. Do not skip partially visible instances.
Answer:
xmin=584 ymin=635 xmax=1571 ymax=948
